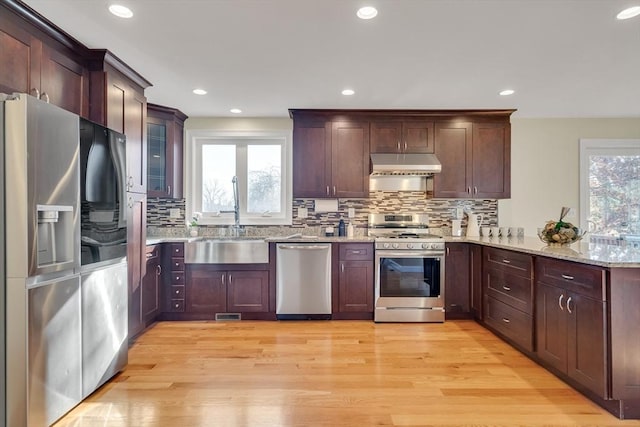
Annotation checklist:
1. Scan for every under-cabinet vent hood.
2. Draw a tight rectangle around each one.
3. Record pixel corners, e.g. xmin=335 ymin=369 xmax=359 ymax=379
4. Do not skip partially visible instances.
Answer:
xmin=370 ymin=153 xmax=442 ymax=176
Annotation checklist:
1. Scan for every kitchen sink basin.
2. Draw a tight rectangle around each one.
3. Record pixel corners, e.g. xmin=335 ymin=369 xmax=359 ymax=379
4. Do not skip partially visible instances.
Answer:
xmin=185 ymin=238 xmax=269 ymax=264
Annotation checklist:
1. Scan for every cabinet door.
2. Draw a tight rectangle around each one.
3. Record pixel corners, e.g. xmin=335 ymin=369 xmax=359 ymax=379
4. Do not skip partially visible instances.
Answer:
xmin=147 ymin=117 xmax=169 ymax=197
xmin=40 ymin=45 xmax=88 ymax=117
xmin=403 ymin=120 xmax=434 ymax=153
xmin=226 ymin=270 xmax=269 ymax=313
xmin=331 ymin=120 xmax=370 ymax=198
xmin=127 ymin=193 xmax=147 ymax=339
xmin=292 ymin=119 xmax=332 ymax=197
xmin=469 ymin=245 xmax=483 ymax=320
xmin=567 ymin=293 xmax=607 ymax=397
xmin=142 ymin=253 xmax=161 ymax=324
xmin=536 ymin=282 xmax=568 ymax=373
xmin=444 ymin=243 xmax=470 ymax=316
xmin=433 ymin=122 xmax=472 ymax=198
xmin=186 ymin=267 xmax=227 ymax=314
xmin=472 ymin=122 xmax=510 ymax=198
xmin=370 ymin=120 xmax=402 ymax=153
xmin=0 ymin=17 xmax=41 ymax=96
xmin=338 ymin=260 xmax=374 ymax=312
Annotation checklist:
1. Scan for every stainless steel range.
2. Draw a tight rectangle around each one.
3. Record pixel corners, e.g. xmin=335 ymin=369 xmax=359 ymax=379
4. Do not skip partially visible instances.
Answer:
xmin=368 ymin=213 xmax=445 ymax=322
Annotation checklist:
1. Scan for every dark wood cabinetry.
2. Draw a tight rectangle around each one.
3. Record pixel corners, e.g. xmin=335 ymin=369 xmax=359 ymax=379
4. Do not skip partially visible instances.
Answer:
xmin=291 ymin=113 xmax=369 ymax=198
xmin=164 ymin=243 xmax=186 ymax=313
xmin=535 ymin=257 xmax=607 ymax=398
xmin=147 ymin=103 xmax=187 ymax=198
xmin=126 ymin=192 xmax=147 ymax=339
xmin=483 ymin=247 xmax=534 ymax=352
xmin=0 ymin=3 xmax=89 ymax=116
xmin=433 ymin=119 xmax=511 ymax=199
xmin=142 ymin=245 xmax=161 ymax=325
xmin=444 ymin=243 xmax=471 ymax=318
xmin=370 ymin=120 xmax=434 ymax=153
xmin=332 ymin=243 xmax=374 ymax=319
xmin=469 ymin=245 xmax=483 ymax=320
xmin=185 ymin=265 xmax=270 ymax=318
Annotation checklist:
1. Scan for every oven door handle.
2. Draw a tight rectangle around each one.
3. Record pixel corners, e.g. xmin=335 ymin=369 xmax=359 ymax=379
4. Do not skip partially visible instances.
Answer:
xmin=376 ymin=251 xmax=443 ymax=258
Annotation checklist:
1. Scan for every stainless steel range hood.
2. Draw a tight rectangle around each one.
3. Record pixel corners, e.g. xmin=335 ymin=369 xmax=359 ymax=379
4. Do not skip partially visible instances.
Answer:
xmin=370 ymin=153 xmax=442 ymax=176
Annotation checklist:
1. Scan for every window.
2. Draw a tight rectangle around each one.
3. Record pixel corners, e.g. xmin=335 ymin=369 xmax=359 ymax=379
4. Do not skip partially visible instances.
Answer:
xmin=185 ymin=130 xmax=292 ymax=225
xmin=579 ymin=139 xmax=640 ymax=242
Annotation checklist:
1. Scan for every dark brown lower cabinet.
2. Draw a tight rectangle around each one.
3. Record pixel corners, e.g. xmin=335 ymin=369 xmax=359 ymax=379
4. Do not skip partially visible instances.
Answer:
xmin=185 ymin=265 xmax=269 ymax=317
xmin=332 ymin=243 xmax=374 ymax=320
xmin=444 ymin=243 xmax=471 ymax=318
xmin=535 ymin=257 xmax=607 ymax=399
xmin=469 ymin=245 xmax=483 ymax=320
xmin=141 ymin=245 xmax=161 ymax=326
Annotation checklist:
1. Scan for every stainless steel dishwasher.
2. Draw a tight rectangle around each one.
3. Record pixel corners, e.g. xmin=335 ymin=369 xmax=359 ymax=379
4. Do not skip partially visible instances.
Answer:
xmin=276 ymin=243 xmax=332 ymax=319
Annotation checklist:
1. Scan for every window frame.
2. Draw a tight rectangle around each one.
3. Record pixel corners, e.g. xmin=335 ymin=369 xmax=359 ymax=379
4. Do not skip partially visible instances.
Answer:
xmin=185 ymin=129 xmax=292 ymax=226
xmin=579 ymin=138 xmax=640 ymax=235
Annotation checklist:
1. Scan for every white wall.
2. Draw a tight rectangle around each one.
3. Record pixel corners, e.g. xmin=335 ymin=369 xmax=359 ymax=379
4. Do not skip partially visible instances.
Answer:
xmin=499 ymin=118 xmax=640 ymax=235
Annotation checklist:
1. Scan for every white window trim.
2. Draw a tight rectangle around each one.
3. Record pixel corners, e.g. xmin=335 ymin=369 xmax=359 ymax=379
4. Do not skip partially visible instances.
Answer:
xmin=185 ymin=129 xmax=292 ymax=226
xmin=579 ymin=138 xmax=640 ymax=233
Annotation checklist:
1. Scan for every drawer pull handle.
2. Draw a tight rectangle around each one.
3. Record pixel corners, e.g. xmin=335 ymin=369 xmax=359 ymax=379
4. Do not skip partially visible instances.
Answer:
xmin=561 ymin=274 xmax=574 ymax=280
xmin=502 ymin=318 xmax=510 ymax=323
xmin=558 ymin=294 xmax=564 ymax=311
xmin=502 ymin=259 xmax=511 ymax=264
xmin=502 ymin=285 xmax=511 ymax=291
xmin=566 ymin=296 xmax=573 ymax=314
xmin=175 ymin=249 xmax=180 ymax=253
xmin=351 ymin=250 xmax=361 ymax=254
xmin=175 ymin=289 xmax=180 ymax=294
xmin=175 ymin=303 xmax=180 ymax=309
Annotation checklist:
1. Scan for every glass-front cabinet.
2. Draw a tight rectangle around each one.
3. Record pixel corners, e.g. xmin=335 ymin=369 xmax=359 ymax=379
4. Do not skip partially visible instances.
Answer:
xmin=146 ymin=103 xmax=187 ymax=198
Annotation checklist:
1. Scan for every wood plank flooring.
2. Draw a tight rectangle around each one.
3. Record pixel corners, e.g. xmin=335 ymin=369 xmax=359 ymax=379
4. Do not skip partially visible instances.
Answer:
xmin=54 ymin=320 xmax=640 ymax=427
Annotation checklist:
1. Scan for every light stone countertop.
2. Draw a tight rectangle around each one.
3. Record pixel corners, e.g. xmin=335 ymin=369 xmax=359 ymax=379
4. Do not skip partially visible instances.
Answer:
xmin=447 ymin=236 xmax=640 ymax=268
xmin=146 ymin=234 xmax=640 ymax=268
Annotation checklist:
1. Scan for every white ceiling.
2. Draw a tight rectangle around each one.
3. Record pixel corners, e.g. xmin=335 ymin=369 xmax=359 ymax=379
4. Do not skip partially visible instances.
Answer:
xmin=22 ymin=0 xmax=640 ymax=119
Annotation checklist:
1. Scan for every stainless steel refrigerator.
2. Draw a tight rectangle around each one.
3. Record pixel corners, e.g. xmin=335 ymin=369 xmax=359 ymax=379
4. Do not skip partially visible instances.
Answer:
xmin=2 ymin=93 xmax=82 ymax=427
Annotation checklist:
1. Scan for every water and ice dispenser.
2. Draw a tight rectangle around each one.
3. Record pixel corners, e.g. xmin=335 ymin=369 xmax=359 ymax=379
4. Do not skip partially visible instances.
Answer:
xmin=36 ymin=204 xmax=75 ymax=268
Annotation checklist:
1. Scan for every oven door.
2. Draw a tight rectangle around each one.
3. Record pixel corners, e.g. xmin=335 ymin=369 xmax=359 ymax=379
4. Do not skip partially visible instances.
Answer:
xmin=374 ymin=250 xmax=445 ymax=310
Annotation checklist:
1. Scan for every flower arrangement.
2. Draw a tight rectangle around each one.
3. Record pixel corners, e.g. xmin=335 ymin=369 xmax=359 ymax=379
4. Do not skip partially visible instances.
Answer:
xmin=538 ymin=207 xmax=586 ymax=246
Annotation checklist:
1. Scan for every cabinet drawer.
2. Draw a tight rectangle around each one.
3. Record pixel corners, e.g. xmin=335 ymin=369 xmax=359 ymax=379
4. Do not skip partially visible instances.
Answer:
xmin=484 ymin=247 xmax=532 ymax=277
xmin=169 ymin=243 xmax=184 ymax=257
xmin=171 ymin=272 xmax=185 ymax=285
xmin=169 ymin=299 xmax=185 ymax=312
xmin=484 ymin=296 xmax=533 ymax=352
xmin=170 ymin=285 xmax=185 ymax=298
xmin=340 ymin=243 xmax=374 ymax=261
xmin=171 ymin=257 xmax=185 ymax=272
xmin=486 ymin=268 xmax=533 ymax=314
xmin=535 ymin=257 xmax=605 ymax=300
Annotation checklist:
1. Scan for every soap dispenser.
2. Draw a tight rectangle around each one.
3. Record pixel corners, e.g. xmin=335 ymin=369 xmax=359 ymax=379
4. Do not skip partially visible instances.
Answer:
xmin=338 ymin=219 xmax=346 ymax=237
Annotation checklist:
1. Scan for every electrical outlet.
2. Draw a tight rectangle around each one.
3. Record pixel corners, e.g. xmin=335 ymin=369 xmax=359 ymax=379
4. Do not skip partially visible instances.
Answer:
xmin=566 ymin=207 xmax=576 ymax=218
xmin=455 ymin=207 xmax=464 ymax=219
xmin=169 ymin=208 xmax=181 ymax=218
xmin=348 ymin=207 xmax=356 ymax=218
xmin=297 ymin=207 xmax=308 ymax=219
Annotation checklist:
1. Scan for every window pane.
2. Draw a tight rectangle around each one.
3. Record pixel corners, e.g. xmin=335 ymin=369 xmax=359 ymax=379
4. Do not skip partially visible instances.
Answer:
xmin=247 ymin=145 xmax=281 ymax=214
xmin=588 ymin=155 xmax=640 ymax=237
xmin=201 ymin=144 xmax=235 ymax=212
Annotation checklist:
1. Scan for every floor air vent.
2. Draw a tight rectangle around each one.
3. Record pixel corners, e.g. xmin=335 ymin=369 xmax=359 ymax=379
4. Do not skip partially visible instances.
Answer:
xmin=215 ymin=313 xmax=241 ymax=321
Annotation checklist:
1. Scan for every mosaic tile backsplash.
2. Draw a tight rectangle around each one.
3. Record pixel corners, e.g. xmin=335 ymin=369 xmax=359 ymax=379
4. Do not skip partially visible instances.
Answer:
xmin=147 ymin=192 xmax=498 ymax=237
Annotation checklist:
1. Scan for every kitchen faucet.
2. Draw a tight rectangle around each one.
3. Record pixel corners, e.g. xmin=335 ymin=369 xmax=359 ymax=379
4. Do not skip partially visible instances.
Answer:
xmin=230 ymin=176 xmax=244 ymax=237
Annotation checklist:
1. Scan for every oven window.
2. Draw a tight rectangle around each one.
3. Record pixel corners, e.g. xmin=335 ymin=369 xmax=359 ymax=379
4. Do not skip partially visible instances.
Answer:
xmin=379 ymin=257 xmax=441 ymax=297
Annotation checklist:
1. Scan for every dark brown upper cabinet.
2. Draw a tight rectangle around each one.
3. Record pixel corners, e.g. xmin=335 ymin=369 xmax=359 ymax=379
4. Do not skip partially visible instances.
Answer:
xmin=370 ymin=120 xmax=434 ymax=154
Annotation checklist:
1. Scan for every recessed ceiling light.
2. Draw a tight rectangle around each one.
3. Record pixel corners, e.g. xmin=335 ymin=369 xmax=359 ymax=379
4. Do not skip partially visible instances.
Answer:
xmin=342 ymin=89 xmax=355 ymax=96
xmin=108 ymin=4 xmax=133 ymax=18
xmin=499 ymin=89 xmax=515 ymax=96
xmin=617 ymin=6 xmax=640 ymax=20
xmin=192 ymin=89 xmax=207 ymax=95
xmin=357 ymin=6 xmax=378 ymax=20
xmin=230 ymin=108 xmax=242 ymax=114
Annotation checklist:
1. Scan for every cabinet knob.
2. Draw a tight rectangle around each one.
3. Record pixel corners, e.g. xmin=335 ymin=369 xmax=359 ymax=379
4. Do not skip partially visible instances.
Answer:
xmin=175 ymin=289 xmax=180 ymax=294
xmin=175 ymin=303 xmax=180 ymax=308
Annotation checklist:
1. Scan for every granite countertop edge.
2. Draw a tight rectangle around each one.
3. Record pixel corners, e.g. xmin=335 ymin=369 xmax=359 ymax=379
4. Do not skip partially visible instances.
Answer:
xmin=146 ymin=235 xmax=640 ymax=268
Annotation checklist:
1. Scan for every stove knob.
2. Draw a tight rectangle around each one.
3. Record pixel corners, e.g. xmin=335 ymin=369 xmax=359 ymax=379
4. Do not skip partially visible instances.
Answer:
xmin=406 ymin=243 xmax=414 ymax=249
xmin=422 ymin=243 xmax=430 ymax=249
xmin=383 ymin=243 xmax=391 ymax=249
xmin=392 ymin=243 xmax=400 ymax=249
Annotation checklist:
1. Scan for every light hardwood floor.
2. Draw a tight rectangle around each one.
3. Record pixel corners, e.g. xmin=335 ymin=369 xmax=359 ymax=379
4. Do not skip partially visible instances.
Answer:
xmin=55 ymin=320 xmax=640 ymax=427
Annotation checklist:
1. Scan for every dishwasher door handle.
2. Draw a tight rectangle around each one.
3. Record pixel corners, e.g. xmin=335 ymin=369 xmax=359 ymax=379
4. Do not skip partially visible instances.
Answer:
xmin=278 ymin=245 xmax=329 ymax=250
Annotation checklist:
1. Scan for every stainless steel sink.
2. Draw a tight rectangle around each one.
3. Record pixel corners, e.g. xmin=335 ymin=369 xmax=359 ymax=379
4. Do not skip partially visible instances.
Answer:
xmin=185 ymin=238 xmax=269 ymax=264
